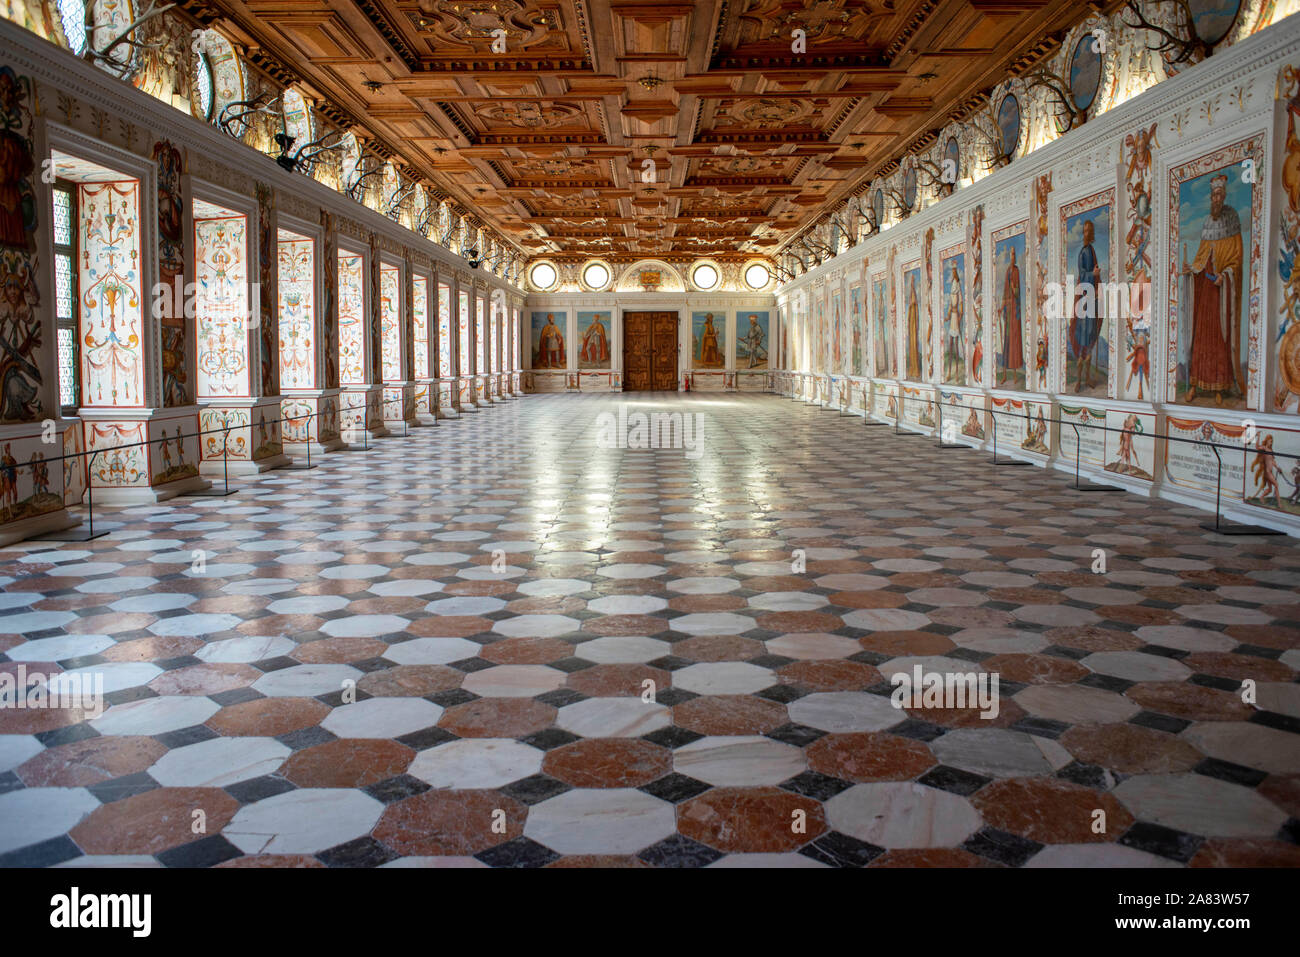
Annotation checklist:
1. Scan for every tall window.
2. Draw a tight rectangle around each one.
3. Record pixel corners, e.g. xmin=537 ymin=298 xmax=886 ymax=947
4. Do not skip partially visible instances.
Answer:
xmin=53 ymin=181 xmax=79 ymax=413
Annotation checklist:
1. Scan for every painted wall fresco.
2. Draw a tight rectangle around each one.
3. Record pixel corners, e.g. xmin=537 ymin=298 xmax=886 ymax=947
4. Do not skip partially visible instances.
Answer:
xmin=1061 ymin=188 xmax=1114 ymax=398
xmin=992 ymin=222 xmax=1029 ymax=390
xmin=1273 ymin=63 xmax=1300 ymax=412
xmin=1059 ymin=403 xmax=1107 ymax=470
xmin=1245 ymin=426 xmax=1300 ymax=514
xmin=830 ymin=288 xmax=844 ymax=374
xmin=813 ymin=295 xmax=824 ymax=374
xmin=1169 ymin=134 xmax=1264 ymax=409
xmin=367 ymin=235 xmax=382 ymax=384
xmin=871 ymin=275 xmax=892 ymax=377
xmin=991 ymin=396 xmax=1026 ymax=449
xmin=256 ymin=182 xmax=278 ymax=397
xmin=476 ymin=296 xmax=487 ymax=373
xmin=320 ymin=211 xmax=338 ymax=390
xmin=412 ymin=275 xmax=429 ymax=379
xmin=438 ymin=283 xmax=452 ymax=377
xmin=86 ymin=421 xmax=147 ymax=487
xmin=153 ymin=140 xmax=189 ymax=407
xmin=1164 ymin=416 xmax=1248 ymax=496
xmin=278 ymin=238 xmax=315 ymax=391
xmin=81 ymin=180 xmax=143 ymax=407
xmin=0 ymin=67 xmax=42 ymax=424
xmin=1122 ymin=124 xmax=1158 ymax=401
xmin=922 ymin=228 xmax=935 ymax=379
xmin=403 ymin=259 xmax=415 ymax=382
xmin=531 ymin=310 xmax=564 ymax=369
xmin=338 ymin=252 xmax=365 ymax=385
xmin=968 ymin=208 xmax=985 ymax=386
xmin=1104 ymin=408 xmax=1156 ymax=480
xmin=738 ymin=310 xmax=769 ymax=371
xmin=194 ymin=214 xmax=249 ymax=398
xmin=940 ymin=244 xmax=966 ymax=385
xmin=379 ymin=263 xmax=401 ymax=382
xmin=0 ymin=434 xmax=62 ymax=521
xmin=458 ymin=291 xmax=471 ymax=373
xmin=849 ymin=286 xmax=863 ymax=376
xmin=902 ymin=261 xmax=923 ymax=380
xmin=149 ymin=415 xmax=199 ymax=487
xmin=577 ymin=311 xmax=611 ymax=370
xmin=691 ymin=311 xmax=725 ymax=370
xmin=1031 ymin=173 xmax=1053 ymax=392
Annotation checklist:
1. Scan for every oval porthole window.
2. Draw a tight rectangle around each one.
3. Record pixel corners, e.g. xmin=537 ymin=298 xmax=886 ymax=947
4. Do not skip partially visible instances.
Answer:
xmin=745 ymin=263 xmax=770 ymax=290
xmin=194 ymin=47 xmax=214 ymax=120
xmin=583 ymin=261 xmax=610 ymax=289
xmin=1069 ymin=34 xmax=1102 ymax=114
xmin=692 ymin=263 xmax=719 ymax=291
xmin=997 ymin=93 xmax=1022 ymax=160
xmin=530 ymin=262 xmax=557 ymax=291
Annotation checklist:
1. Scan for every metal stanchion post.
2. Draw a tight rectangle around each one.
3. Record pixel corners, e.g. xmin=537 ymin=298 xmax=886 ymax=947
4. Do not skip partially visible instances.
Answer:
xmin=1070 ymin=423 xmax=1121 ymax=491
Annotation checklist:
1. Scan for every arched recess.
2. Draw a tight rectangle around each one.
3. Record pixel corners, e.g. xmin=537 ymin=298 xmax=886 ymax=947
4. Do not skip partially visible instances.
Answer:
xmin=613 ymin=259 xmax=685 ymax=292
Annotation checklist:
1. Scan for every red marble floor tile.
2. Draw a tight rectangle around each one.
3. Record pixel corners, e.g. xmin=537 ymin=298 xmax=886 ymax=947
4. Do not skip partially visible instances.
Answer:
xmin=566 ymin=663 xmax=670 ymax=697
xmin=807 ymin=560 xmax=876 ymax=574
xmin=479 ymin=637 xmax=574 ymax=664
xmin=0 ymin=635 xmax=21 ymax=653
xmin=888 ymin=572 xmax=964 ymax=589
xmin=673 ymin=695 xmax=789 ymax=735
xmin=17 ymin=735 xmax=167 ymax=786
xmin=374 ymin=790 xmax=526 ymax=856
xmin=294 ymin=580 xmax=368 ymax=596
xmin=358 ymin=665 xmax=463 ymax=696
xmin=1095 ymin=604 xmax=1185 ymax=626
xmin=979 ymin=653 xmax=1090 ymax=684
xmin=777 ymin=659 xmax=881 ymax=692
xmin=147 ymin=663 xmax=259 ymax=696
xmin=679 ymin=787 xmax=826 ymax=853
xmin=1257 ymin=775 xmax=1300 ymax=818
xmin=740 ymin=576 xmax=815 ymax=592
xmin=31 ymin=594 xmax=109 ymax=611
xmin=829 ymin=591 xmax=909 ymax=610
xmin=1180 ymin=652 xmax=1294 ymax=682
xmin=444 ymin=581 xmax=517 ymax=598
xmin=70 ymin=787 xmax=241 ymax=855
xmin=972 ymin=778 xmax=1134 ymax=844
xmin=206 ymin=697 xmax=332 ymax=737
xmin=215 ymin=855 xmax=327 ymax=868
xmin=546 ymin=855 xmax=652 ymax=868
xmin=406 ymin=615 xmax=495 ymax=638
xmin=63 ymin=613 xmax=157 ymax=635
xmin=869 ymin=848 xmax=997 ymax=867
xmin=858 ymin=631 xmax=955 ymax=656
xmin=907 ymin=698 xmax=1028 ymax=729
xmin=504 ymin=596 xmax=587 ymax=614
xmin=1189 ymin=839 xmax=1300 ymax=867
xmin=100 ymin=635 xmax=203 ymax=662
xmin=347 ymin=596 xmax=429 ymax=616
xmin=291 ymin=636 xmax=389 ymax=664
xmin=668 ymin=595 xmax=748 ymax=612
xmin=190 ymin=595 xmax=269 ymax=615
xmin=438 ymin=698 xmax=558 ymax=738
xmin=1059 ymin=723 xmax=1202 ymax=773
xmin=928 ymin=607 xmax=1013 ymax=629
xmin=1139 ymin=586 xmax=1217 ymax=605
xmin=280 ymin=738 xmax=415 ymax=788
xmin=1224 ymin=624 xmax=1300 ymax=650
xmin=1041 ymin=625 xmax=1145 ymax=652
xmin=986 ymin=588 xmax=1065 ymax=605
xmin=1179 ymin=569 xmax=1259 ymax=587
xmin=542 ymin=738 xmax=671 ymax=788
xmin=754 ymin=611 xmax=843 ymax=633
xmin=806 ymin=732 xmax=936 ymax=782
xmin=580 ymin=615 xmax=667 ymax=636
xmin=1035 ymin=572 xmax=1105 ymax=588
xmin=672 ymin=635 xmax=764 ymax=661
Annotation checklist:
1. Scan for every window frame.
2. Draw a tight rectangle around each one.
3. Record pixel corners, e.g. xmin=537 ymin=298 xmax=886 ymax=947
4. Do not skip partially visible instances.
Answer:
xmin=53 ymin=178 xmax=80 ymax=416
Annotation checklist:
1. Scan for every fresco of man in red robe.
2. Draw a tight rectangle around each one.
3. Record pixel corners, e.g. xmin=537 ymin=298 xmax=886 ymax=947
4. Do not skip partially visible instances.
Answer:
xmin=580 ymin=315 xmax=609 ymax=366
xmin=1182 ymin=173 xmax=1244 ymax=406
xmin=1000 ymin=246 xmax=1023 ymax=379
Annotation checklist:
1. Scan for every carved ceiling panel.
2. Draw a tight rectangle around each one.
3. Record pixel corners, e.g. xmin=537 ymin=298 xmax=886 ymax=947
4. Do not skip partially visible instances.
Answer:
xmin=215 ymin=0 xmax=1117 ymax=263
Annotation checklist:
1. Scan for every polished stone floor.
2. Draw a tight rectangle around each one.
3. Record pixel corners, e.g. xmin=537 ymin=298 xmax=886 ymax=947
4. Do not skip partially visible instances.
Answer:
xmin=1 ymin=393 xmax=1298 ymax=867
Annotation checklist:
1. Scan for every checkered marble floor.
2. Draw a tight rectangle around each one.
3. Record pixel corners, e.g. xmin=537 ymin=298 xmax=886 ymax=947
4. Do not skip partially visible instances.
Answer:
xmin=1 ymin=393 xmax=1298 ymax=868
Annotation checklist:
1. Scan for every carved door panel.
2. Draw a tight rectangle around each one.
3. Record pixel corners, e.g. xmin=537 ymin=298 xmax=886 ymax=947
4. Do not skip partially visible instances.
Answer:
xmin=623 ymin=313 xmax=652 ymax=391
xmin=651 ymin=313 xmax=679 ymax=390
xmin=622 ymin=312 xmax=678 ymax=391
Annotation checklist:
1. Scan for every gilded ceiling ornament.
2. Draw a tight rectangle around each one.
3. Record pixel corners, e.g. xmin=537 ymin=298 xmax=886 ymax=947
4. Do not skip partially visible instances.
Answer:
xmin=414 ymin=0 xmax=556 ymax=50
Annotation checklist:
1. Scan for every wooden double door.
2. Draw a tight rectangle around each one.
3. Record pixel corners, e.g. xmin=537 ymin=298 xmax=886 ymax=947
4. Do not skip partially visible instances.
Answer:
xmin=622 ymin=312 xmax=679 ymax=391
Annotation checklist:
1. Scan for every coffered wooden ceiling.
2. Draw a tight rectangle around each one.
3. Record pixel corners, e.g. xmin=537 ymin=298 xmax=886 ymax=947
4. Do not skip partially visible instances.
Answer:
xmin=198 ymin=0 xmax=1103 ymax=262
